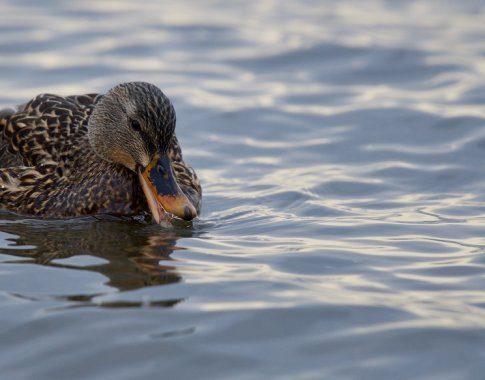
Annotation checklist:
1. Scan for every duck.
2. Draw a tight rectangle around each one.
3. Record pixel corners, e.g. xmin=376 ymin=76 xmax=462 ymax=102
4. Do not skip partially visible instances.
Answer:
xmin=0 ymin=82 xmax=201 ymax=224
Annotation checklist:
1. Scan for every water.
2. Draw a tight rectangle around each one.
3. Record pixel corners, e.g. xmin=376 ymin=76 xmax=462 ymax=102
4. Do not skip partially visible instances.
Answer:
xmin=1 ymin=0 xmax=485 ymax=378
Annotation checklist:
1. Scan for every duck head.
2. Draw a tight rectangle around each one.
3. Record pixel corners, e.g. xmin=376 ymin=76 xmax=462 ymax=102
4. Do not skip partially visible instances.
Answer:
xmin=87 ymin=82 xmax=197 ymax=223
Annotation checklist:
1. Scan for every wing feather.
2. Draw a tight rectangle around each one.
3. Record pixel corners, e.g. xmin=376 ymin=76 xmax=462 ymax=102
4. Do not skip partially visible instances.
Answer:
xmin=0 ymin=93 xmax=102 ymax=167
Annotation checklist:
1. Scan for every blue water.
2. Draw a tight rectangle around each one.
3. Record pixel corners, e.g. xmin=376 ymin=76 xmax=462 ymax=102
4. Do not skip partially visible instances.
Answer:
xmin=1 ymin=1 xmax=485 ymax=379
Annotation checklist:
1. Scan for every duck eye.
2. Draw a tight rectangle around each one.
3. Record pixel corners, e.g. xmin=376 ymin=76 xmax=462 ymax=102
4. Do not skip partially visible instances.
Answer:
xmin=131 ymin=119 xmax=141 ymax=131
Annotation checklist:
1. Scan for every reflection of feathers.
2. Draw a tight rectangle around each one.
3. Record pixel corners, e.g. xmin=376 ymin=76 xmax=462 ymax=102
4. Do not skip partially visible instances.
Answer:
xmin=0 ymin=218 xmax=188 ymax=292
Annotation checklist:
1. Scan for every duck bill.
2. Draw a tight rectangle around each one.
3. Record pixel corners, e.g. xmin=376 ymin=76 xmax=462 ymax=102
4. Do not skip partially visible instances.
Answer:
xmin=138 ymin=154 xmax=197 ymax=223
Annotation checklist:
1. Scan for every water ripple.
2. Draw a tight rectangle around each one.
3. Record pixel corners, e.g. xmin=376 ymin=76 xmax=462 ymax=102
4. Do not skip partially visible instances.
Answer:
xmin=1 ymin=0 xmax=485 ymax=379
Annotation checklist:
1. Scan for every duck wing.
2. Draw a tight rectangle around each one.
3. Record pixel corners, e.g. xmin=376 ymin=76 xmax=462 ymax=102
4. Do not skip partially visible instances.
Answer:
xmin=0 ymin=93 xmax=102 ymax=168
xmin=0 ymin=107 xmax=23 ymax=167
xmin=0 ymin=93 xmax=106 ymax=216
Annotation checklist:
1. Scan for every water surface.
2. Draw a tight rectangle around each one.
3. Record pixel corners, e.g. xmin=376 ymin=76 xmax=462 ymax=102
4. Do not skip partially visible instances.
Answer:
xmin=1 ymin=1 xmax=485 ymax=379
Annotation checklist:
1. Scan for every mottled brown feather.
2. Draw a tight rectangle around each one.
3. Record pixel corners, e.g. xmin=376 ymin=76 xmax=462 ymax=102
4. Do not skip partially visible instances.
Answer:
xmin=0 ymin=90 xmax=201 ymax=219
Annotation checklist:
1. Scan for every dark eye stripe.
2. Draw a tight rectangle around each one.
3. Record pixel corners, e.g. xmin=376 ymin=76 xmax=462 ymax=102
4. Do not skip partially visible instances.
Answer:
xmin=131 ymin=119 xmax=141 ymax=131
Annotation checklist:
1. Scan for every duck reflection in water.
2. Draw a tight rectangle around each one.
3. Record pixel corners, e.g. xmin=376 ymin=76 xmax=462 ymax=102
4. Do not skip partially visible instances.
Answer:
xmin=0 ymin=214 xmax=195 ymax=307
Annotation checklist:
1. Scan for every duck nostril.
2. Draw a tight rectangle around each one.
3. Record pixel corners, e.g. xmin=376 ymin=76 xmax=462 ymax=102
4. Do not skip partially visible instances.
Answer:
xmin=157 ymin=164 xmax=169 ymax=179
xmin=157 ymin=165 xmax=169 ymax=181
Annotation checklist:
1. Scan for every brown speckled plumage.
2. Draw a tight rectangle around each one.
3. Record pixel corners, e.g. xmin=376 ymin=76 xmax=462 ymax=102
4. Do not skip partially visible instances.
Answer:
xmin=0 ymin=83 xmax=201 ymax=220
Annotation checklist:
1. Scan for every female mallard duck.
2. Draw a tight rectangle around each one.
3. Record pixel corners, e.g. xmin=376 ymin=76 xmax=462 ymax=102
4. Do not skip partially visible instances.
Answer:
xmin=0 ymin=82 xmax=201 ymax=224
